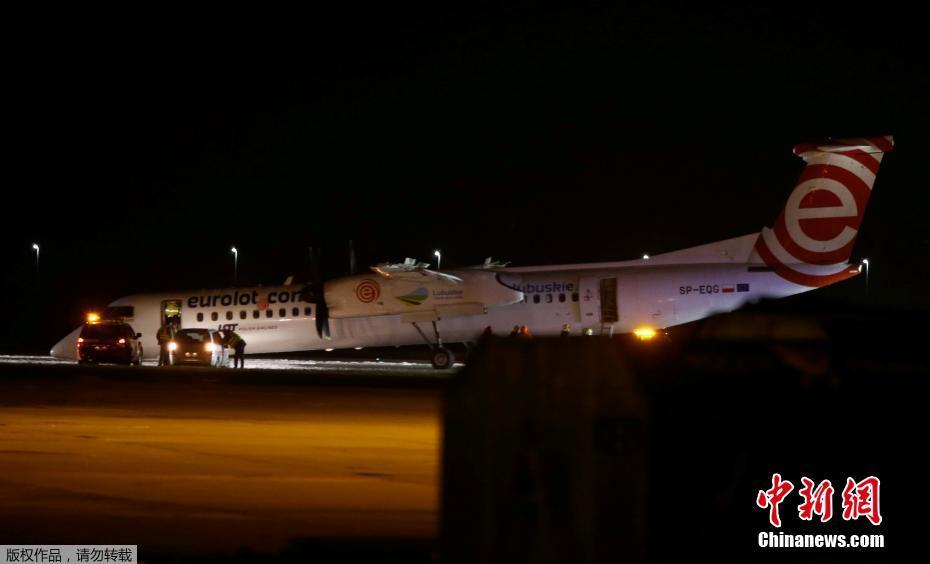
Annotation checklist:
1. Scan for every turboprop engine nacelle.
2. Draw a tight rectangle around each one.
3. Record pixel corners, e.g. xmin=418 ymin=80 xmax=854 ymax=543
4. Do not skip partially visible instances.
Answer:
xmin=325 ymin=269 xmax=523 ymax=321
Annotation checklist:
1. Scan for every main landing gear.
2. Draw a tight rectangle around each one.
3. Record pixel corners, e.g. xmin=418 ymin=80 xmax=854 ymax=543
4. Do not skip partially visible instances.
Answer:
xmin=411 ymin=320 xmax=454 ymax=369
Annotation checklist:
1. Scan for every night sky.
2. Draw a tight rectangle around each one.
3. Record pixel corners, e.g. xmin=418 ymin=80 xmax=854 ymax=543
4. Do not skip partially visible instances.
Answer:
xmin=3 ymin=6 xmax=927 ymax=353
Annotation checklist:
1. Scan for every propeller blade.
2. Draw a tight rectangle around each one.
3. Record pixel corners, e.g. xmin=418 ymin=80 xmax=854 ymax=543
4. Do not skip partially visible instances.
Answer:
xmin=349 ymin=240 xmax=357 ymax=275
xmin=306 ymin=246 xmax=331 ymax=339
xmin=315 ymin=302 xmax=330 ymax=339
xmin=308 ymin=246 xmax=322 ymax=285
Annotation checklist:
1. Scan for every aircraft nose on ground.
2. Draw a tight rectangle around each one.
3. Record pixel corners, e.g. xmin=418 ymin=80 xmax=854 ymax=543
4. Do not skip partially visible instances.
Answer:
xmin=50 ymin=326 xmax=81 ymax=359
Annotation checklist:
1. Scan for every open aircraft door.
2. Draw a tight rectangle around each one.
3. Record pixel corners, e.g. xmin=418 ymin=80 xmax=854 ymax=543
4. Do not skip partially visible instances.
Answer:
xmin=160 ymin=299 xmax=182 ymax=328
xmin=579 ymin=277 xmax=619 ymax=335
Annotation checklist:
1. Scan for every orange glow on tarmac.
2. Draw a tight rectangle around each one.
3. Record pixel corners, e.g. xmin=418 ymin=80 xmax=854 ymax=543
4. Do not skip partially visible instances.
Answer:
xmin=0 ymin=384 xmax=440 ymax=553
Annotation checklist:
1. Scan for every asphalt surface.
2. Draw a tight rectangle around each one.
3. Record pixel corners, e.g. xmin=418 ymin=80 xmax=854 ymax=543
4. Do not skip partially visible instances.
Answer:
xmin=0 ymin=363 xmax=442 ymax=557
xmin=0 ymin=353 xmax=462 ymax=372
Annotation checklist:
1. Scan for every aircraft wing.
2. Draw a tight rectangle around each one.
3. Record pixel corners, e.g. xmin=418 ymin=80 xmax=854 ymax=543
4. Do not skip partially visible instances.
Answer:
xmin=370 ymin=259 xmax=464 ymax=283
xmin=461 ymin=257 xmax=511 ymax=270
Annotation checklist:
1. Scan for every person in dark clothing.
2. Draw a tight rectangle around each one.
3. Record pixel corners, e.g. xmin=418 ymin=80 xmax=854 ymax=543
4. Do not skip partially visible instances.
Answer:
xmin=156 ymin=324 xmax=172 ymax=366
xmin=224 ymin=330 xmax=247 ymax=368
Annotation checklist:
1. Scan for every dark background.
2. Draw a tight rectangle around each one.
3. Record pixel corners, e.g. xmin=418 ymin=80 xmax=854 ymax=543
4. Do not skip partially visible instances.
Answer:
xmin=2 ymin=5 xmax=927 ymax=353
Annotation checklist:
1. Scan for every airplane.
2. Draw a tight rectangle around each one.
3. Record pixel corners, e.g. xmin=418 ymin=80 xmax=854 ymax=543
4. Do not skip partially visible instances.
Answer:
xmin=51 ymin=135 xmax=893 ymax=368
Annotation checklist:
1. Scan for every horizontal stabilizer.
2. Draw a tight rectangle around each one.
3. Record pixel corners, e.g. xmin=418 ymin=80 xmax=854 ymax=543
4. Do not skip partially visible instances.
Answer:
xmin=643 ymin=233 xmax=760 ymax=265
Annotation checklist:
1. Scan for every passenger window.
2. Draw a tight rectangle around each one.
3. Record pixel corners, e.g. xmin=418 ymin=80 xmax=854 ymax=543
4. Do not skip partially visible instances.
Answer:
xmin=572 ymin=292 xmax=579 ymax=302
xmin=558 ymin=293 xmax=566 ymax=303
xmin=197 ymin=313 xmax=204 ymax=322
xmin=304 ymin=306 xmax=312 ymax=316
xmin=240 ymin=310 xmax=247 ymax=320
xmin=226 ymin=311 xmax=233 ymax=320
xmin=211 ymin=312 xmax=218 ymax=321
xmin=253 ymin=310 xmax=260 ymax=319
xmin=545 ymin=294 xmax=553 ymax=303
xmin=532 ymin=294 xmax=540 ymax=304
xmin=292 ymin=307 xmax=299 ymax=317
xmin=266 ymin=310 xmax=273 ymax=318
xmin=279 ymin=308 xmax=286 ymax=318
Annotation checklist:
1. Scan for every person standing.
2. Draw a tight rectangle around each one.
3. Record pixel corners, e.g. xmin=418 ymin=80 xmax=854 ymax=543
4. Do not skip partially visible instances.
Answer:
xmin=224 ymin=330 xmax=247 ymax=368
xmin=156 ymin=324 xmax=172 ymax=366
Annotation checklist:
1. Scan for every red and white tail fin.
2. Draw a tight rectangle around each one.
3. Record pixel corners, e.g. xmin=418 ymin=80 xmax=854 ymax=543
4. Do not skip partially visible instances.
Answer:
xmin=752 ymin=135 xmax=894 ymax=287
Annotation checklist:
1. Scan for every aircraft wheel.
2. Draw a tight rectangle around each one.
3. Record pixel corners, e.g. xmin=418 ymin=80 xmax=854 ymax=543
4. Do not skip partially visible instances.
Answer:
xmin=431 ymin=347 xmax=454 ymax=370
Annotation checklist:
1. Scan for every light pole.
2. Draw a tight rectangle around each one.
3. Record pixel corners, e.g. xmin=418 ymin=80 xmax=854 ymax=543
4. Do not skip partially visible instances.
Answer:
xmin=231 ymin=247 xmax=238 ymax=286
xmin=862 ymin=258 xmax=870 ymax=298
xmin=32 ymin=243 xmax=39 ymax=270
xmin=434 ymin=250 xmax=441 ymax=271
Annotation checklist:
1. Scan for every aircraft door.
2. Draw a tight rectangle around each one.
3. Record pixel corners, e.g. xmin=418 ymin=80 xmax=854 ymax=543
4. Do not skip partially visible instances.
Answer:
xmin=161 ymin=299 xmax=182 ymax=329
xmin=599 ymin=277 xmax=619 ymax=326
xmin=579 ymin=277 xmax=619 ymax=334
xmin=579 ymin=277 xmax=600 ymax=327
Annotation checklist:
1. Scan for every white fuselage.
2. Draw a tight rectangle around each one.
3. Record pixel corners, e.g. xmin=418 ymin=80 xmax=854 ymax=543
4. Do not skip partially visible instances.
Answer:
xmin=50 ymin=259 xmax=855 ymax=360
xmin=50 ymin=134 xmax=890 ymax=361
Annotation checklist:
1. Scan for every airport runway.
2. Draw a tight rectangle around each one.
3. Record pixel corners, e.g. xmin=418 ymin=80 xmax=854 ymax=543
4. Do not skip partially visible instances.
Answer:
xmin=0 ymin=362 xmax=442 ymax=557
xmin=0 ymin=354 xmax=462 ymax=372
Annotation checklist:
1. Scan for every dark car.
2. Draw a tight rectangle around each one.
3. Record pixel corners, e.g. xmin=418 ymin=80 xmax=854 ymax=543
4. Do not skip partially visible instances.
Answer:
xmin=77 ymin=321 xmax=144 ymax=365
xmin=169 ymin=328 xmax=228 ymax=367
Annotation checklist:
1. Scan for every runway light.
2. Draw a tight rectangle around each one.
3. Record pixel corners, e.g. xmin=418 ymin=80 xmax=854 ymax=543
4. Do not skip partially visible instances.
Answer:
xmin=168 ymin=342 xmax=178 ymax=351
xmin=633 ymin=327 xmax=658 ymax=341
xmin=86 ymin=313 xmax=100 ymax=323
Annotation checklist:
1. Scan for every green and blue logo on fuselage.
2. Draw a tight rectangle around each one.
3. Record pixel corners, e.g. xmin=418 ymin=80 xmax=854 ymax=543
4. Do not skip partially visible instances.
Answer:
xmin=396 ymin=287 xmax=429 ymax=306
